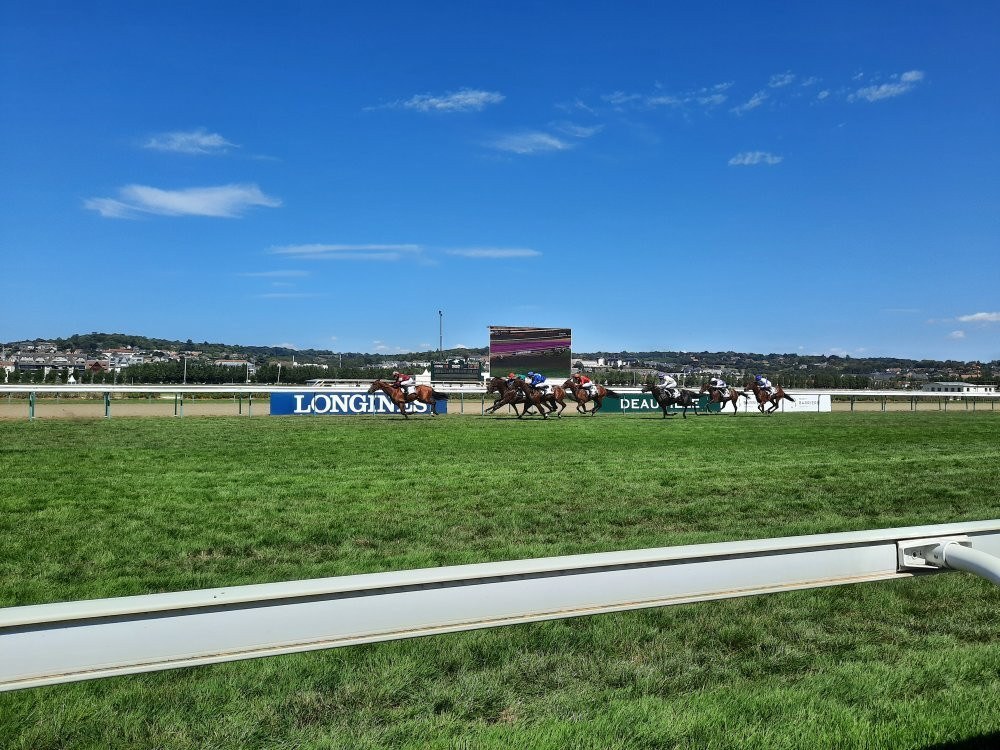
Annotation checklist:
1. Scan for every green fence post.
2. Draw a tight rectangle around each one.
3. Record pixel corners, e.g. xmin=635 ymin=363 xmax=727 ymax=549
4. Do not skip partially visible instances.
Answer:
xmin=104 ymin=392 xmax=110 ymax=419
xmin=29 ymin=391 xmax=35 ymax=420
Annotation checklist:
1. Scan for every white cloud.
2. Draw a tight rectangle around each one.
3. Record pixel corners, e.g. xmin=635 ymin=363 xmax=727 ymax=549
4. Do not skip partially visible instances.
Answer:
xmin=452 ymin=344 xmax=470 ymax=349
xmin=387 ymin=88 xmax=504 ymax=112
xmin=817 ymin=90 xmax=831 ymax=100
xmin=800 ymin=76 xmax=820 ymax=87
xmin=487 ymin=132 xmax=571 ymax=154
xmin=270 ymin=243 xmax=421 ymax=261
xmin=273 ymin=342 xmax=299 ymax=349
xmin=552 ymin=122 xmax=604 ymax=138
xmin=239 ymin=270 xmax=309 ymax=278
xmin=329 ymin=336 xmax=338 ymax=342
xmin=85 ymin=183 xmax=281 ymax=218
xmin=769 ymin=72 xmax=795 ymax=88
xmin=956 ymin=312 xmax=1000 ymax=323
xmin=144 ymin=128 xmax=238 ymax=154
xmin=446 ymin=247 xmax=541 ymax=259
xmin=606 ymin=82 xmax=731 ymax=111
xmin=849 ymin=70 xmax=925 ymax=102
xmin=728 ymin=151 xmax=783 ymax=166
xmin=730 ymin=91 xmax=768 ymax=115
xmin=947 ymin=330 xmax=966 ymax=339
xmin=603 ymin=91 xmax=643 ymax=106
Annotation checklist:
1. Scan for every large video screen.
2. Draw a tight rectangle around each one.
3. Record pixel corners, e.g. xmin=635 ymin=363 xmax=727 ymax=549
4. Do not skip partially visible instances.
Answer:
xmin=489 ymin=326 xmax=572 ymax=379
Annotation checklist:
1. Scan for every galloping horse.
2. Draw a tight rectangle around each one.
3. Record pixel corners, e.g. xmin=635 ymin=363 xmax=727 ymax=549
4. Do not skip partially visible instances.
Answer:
xmin=510 ymin=377 xmax=552 ymax=419
xmin=519 ymin=379 xmax=569 ymax=418
xmin=484 ymin=376 xmax=535 ymax=417
xmin=744 ymin=381 xmax=795 ymax=414
xmin=367 ymin=380 xmax=448 ymax=418
xmin=641 ymin=384 xmax=700 ymax=419
xmin=561 ymin=379 xmax=621 ymax=415
xmin=699 ymin=383 xmax=745 ymax=415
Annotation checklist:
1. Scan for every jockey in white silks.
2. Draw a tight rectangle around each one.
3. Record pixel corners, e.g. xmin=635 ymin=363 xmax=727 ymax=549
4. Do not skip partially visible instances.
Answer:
xmin=658 ymin=372 xmax=679 ymax=398
xmin=755 ymin=375 xmax=775 ymax=396
xmin=708 ymin=377 xmax=728 ymax=396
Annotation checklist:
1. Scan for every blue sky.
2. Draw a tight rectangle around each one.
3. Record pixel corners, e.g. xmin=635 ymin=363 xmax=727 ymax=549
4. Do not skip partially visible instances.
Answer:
xmin=2 ymin=2 xmax=998 ymax=359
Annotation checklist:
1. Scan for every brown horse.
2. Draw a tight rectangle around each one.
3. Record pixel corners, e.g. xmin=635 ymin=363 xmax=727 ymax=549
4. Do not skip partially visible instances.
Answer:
xmin=699 ymin=383 xmax=745 ymax=415
xmin=517 ymin=378 xmax=569 ymax=417
xmin=641 ymin=384 xmax=700 ymax=419
xmin=561 ymin=379 xmax=621 ymax=415
xmin=744 ymin=381 xmax=795 ymax=414
xmin=484 ymin=376 xmax=536 ymax=417
xmin=510 ymin=377 xmax=552 ymax=419
xmin=367 ymin=380 xmax=448 ymax=418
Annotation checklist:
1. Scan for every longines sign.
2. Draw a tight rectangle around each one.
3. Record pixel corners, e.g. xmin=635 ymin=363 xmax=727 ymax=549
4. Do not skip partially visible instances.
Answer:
xmin=271 ymin=392 xmax=447 ymax=416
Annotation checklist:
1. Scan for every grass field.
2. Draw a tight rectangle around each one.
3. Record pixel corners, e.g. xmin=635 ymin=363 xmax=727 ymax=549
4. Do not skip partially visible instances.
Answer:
xmin=1 ymin=413 xmax=998 ymax=749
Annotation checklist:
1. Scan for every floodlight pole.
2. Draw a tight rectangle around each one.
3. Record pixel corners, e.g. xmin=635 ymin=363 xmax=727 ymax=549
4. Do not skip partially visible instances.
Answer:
xmin=438 ymin=310 xmax=443 ymax=353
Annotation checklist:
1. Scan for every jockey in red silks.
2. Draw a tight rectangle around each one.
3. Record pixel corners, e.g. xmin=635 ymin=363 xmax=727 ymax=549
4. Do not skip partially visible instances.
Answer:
xmin=573 ymin=372 xmax=598 ymax=398
xmin=393 ymin=371 xmax=416 ymax=395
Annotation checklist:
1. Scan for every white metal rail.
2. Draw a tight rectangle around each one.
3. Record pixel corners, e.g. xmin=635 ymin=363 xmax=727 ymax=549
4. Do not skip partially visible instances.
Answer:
xmin=1 ymin=520 xmax=997 ymax=692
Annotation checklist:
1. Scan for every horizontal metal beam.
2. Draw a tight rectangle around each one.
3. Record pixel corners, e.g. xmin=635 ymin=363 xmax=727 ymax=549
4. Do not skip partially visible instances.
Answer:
xmin=2 ymin=520 xmax=998 ymax=692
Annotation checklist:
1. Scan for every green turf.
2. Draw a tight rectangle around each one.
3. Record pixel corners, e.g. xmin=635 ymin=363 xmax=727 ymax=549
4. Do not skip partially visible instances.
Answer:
xmin=1 ymin=413 xmax=998 ymax=749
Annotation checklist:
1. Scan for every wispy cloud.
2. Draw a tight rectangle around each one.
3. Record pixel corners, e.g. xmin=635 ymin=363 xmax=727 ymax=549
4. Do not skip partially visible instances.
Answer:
xmin=603 ymin=82 xmax=732 ymax=111
xmin=270 ymin=243 xmax=421 ymax=261
xmin=849 ymin=70 xmax=925 ymax=102
xmin=730 ymin=91 xmax=768 ymax=115
xmin=446 ymin=247 xmax=541 ymax=259
xmin=947 ymin=330 xmax=966 ymax=340
xmin=487 ymin=131 xmax=571 ymax=154
xmin=800 ymin=76 xmax=820 ymax=87
xmin=769 ymin=72 xmax=795 ymax=88
xmin=552 ymin=122 xmax=604 ymax=138
xmin=85 ymin=183 xmax=281 ymax=218
xmin=728 ymin=151 xmax=783 ymax=166
xmin=238 ymin=270 xmax=310 ymax=278
xmin=957 ymin=311 xmax=1000 ymax=323
xmin=817 ymin=90 xmax=831 ymax=100
xmin=144 ymin=128 xmax=238 ymax=154
xmin=379 ymin=88 xmax=504 ymax=113
xmin=273 ymin=342 xmax=299 ymax=349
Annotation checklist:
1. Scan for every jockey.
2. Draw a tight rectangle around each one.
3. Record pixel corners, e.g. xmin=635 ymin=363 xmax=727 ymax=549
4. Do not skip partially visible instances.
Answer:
xmin=658 ymin=372 xmax=678 ymax=397
xmin=574 ymin=372 xmax=598 ymax=398
xmin=755 ymin=374 xmax=775 ymax=396
xmin=708 ymin=376 xmax=728 ymax=395
xmin=527 ymin=371 xmax=549 ymax=394
xmin=393 ymin=371 xmax=415 ymax=396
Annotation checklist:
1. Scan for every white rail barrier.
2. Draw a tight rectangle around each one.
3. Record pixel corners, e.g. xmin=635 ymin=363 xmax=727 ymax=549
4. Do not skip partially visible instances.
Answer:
xmin=1 ymin=520 xmax=997 ymax=692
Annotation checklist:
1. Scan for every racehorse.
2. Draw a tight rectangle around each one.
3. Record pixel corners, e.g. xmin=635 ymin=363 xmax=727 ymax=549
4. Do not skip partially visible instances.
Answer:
xmin=744 ymin=380 xmax=795 ymax=414
xmin=367 ymin=380 xmax=448 ymax=418
xmin=510 ymin=377 xmax=553 ymax=419
xmin=561 ymin=379 xmax=621 ymax=415
xmin=641 ymin=384 xmax=700 ymax=419
xmin=483 ymin=376 xmax=536 ymax=417
xmin=519 ymin=379 xmax=569 ymax=417
xmin=699 ymin=383 xmax=745 ymax=415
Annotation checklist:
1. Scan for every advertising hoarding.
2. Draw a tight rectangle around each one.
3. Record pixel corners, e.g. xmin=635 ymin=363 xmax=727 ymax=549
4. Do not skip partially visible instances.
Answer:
xmin=271 ymin=392 xmax=447 ymax=415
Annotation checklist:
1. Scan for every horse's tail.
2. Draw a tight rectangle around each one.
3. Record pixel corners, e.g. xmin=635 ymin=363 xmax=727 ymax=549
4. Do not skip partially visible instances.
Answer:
xmin=783 ymin=392 xmax=795 ymax=402
xmin=431 ymin=390 xmax=449 ymax=401
xmin=604 ymin=389 xmax=621 ymax=398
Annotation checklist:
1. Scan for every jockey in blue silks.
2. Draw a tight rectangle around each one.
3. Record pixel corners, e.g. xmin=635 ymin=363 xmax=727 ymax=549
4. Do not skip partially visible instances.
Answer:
xmin=526 ymin=371 xmax=550 ymax=394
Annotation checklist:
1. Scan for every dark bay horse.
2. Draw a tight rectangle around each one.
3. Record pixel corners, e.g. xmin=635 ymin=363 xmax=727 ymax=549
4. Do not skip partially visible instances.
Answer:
xmin=744 ymin=381 xmax=795 ymax=414
xmin=641 ymin=384 xmax=700 ymax=419
xmin=510 ymin=377 xmax=552 ymax=419
xmin=484 ymin=376 xmax=535 ymax=417
xmin=699 ymin=383 xmax=745 ymax=415
xmin=368 ymin=380 xmax=448 ymax=418
xmin=561 ymin=379 xmax=621 ymax=415
xmin=517 ymin=379 xmax=569 ymax=417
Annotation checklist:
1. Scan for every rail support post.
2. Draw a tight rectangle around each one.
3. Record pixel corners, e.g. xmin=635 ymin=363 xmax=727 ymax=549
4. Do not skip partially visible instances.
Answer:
xmin=104 ymin=392 xmax=110 ymax=419
xmin=239 ymin=394 xmax=242 ymax=416
xmin=248 ymin=393 xmax=252 ymax=418
xmin=899 ymin=537 xmax=1000 ymax=588
xmin=28 ymin=391 xmax=35 ymax=421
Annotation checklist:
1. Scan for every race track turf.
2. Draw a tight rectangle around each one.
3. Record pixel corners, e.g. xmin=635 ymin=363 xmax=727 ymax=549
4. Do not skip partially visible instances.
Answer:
xmin=1 ymin=413 xmax=998 ymax=749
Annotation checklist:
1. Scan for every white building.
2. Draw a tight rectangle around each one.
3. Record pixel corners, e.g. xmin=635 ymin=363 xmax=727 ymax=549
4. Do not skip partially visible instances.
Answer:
xmin=921 ymin=381 xmax=996 ymax=394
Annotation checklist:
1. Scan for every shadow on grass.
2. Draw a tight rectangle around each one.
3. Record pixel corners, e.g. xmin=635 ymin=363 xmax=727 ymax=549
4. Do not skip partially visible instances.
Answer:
xmin=922 ymin=733 xmax=1000 ymax=750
